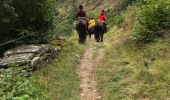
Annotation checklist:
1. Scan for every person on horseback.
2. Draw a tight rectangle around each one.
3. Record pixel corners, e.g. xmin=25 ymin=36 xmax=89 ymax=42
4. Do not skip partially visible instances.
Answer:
xmin=76 ymin=5 xmax=88 ymax=26
xmin=88 ymin=17 xmax=96 ymax=38
xmin=88 ymin=17 xmax=96 ymax=29
xmin=93 ymin=10 xmax=107 ymax=42
xmin=97 ymin=10 xmax=106 ymax=23
xmin=97 ymin=10 xmax=107 ymax=33
xmin=76 ymin=5 xmax=89 ymax=44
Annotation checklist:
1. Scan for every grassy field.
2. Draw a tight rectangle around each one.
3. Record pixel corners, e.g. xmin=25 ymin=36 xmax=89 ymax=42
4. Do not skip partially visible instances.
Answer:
xmin=96 ymin=27 xmax=170 ymax=99
xmin=96 ymin=3 xmax=170 ymax=99
xmin=31 ymin=34 xmax=85 ymax=100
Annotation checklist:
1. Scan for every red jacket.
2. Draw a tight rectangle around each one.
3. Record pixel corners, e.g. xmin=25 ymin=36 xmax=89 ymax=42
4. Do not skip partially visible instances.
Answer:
xmin=76 ymin=10 xmax=86 ymax=18
xmin=98 ymin=14 xmax=106 ymax=22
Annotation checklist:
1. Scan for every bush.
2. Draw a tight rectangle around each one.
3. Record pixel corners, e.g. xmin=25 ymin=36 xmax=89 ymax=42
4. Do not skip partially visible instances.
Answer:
xmin=0 ymin=0 xmax=62 ymax=55
xmin=106 ymin=0 xmax=137 ymax=26
xmin=0 ymin=67 xmax=39 ymax=99
xmin=0 ymin=0 xmax=59 ymax=46
xmin=116 ymin=0 xmax=137 ymax=11
xmin=131 ymin=0 xmax=170 ymax=42
xmin=106 ymin=9 xmax=124 ymax=27
xmin=87 ymin=11 xmax=98 ymax=20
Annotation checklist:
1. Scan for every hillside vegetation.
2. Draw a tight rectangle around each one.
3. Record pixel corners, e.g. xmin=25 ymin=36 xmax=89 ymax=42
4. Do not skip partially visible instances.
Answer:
xmin=97 ymin=0 xmax=170 ymax=99
xmin=0 ymin=0 xmax=76 ymax=55
xmin=0 ymin=0 xmax=170 ymax=99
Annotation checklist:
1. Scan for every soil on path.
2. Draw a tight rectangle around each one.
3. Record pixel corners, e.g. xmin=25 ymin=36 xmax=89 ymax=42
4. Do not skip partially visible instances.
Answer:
xmin=77 ymin=45 xmax=104 ymax=100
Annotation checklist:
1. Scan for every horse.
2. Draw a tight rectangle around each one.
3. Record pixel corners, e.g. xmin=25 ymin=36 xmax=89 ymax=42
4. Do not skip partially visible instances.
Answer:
xmin=76 ymin=18 xmax=88 ymax=44
xmin=87 ymin=26 xmax=95 ymax=39
xmin=94 ymin=22 xmax=107 ymax=42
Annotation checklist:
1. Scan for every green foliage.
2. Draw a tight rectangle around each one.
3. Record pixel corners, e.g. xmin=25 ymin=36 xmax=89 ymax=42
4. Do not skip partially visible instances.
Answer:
xmin=113 ymin=14 xmax=124 ymax=26
xmin=87 ymin=11 xmax=97 ymax=19
xmin=116 ymin=0 xmax=137 ymax=11
xmin=0 ymin=0 xmax=58 ymax=41
xmin=106 ymin=0 xmax=137 ymax=26
xmin=131 ymin=0 xmax=170 ymax=42
xmin=0 ymin=0 xmax=78 ymax=55
xmin=106 ymin=9 xmax=124 ymax=27
xmin=0 ymin=67 xmax=39 ymax=99
xmin=0 ymin=0 xmax=17 ymax=34
xmin=52 ymin=0 xmax=76 ymax=37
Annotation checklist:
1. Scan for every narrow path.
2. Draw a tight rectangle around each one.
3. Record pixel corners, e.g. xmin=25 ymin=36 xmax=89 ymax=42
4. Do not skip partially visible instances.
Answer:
xmin=77 ymin=44 xmax=104 ymax=100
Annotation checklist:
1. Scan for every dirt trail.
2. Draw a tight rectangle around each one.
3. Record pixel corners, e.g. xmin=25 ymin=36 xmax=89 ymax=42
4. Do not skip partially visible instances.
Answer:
xmin=77 ymin=45 xmax=104 ymax=100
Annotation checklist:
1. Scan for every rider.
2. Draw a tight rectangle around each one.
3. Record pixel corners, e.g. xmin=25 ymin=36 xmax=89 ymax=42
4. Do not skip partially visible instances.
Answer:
xmin=88 ymin=17 xmax=96 ymax=38
xmin=97 ymin=10 xmax=107 ymax=32
xmin=88 ymin=17 xmax=95 ymax=29
xmin=97 ymin=10 xmax=106 ymax=23
xmin=76 ymin=5 xmax=88 ymax=26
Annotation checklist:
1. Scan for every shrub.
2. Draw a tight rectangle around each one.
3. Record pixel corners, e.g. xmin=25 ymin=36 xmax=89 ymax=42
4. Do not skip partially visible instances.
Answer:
xmin=0 ymin=0 xmax=60 ymax=55
xmin=106 ymin=0 xmax=137 ymax=26
xmin=106 ymin=9 xmax=124 ymax=27
xmin=0 ymin=0 xmax=58 ymax=42
xmin=87 ymin=11 xmax=98 ymax=20
xmin=116 ymin=0 xmax=137 ymax=11
xmin=0 ymin=67 xmax=39 ymax=99
xmin=131 ymin=0 xmax=170 ymax=42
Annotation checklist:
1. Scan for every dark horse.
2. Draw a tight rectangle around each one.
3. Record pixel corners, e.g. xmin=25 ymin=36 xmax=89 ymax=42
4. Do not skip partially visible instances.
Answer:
xmin=88 ymin=26 xmax=95 ymax=38
xmin=76 ymin=18 xmax=88 ymax=44
xmin=94 ymin=22 xmax=106 ymax=42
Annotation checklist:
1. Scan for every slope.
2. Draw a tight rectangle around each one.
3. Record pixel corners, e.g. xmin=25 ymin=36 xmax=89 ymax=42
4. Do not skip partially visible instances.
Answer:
xmin=96 ymin=2 xmax=170 ymax=99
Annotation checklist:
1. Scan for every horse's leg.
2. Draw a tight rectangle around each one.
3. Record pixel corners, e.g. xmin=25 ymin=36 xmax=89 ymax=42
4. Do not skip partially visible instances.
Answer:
xmin=83 ymin=32 xmax=86 ymax=44
xmin=79 ymin=31 xmax=84 ymax=44
xmin=96 ymin=33 xmax=100 ymax=42
xmin=77 ymin=31 xmax=81 ymax=43
xmin=85 ymin=32 xmax=87 ymax=43
xmin=95 ymin=33 xmax=97 ymax=41
xmin=81 ymin=31 xmax=87 ymax=44
xmin=89 ymin=32 xmax=91 ymax=38
xmin=95 ymin=33 xmax=98 ymax=42
xmin=101 ymin=33 xmax=104 ymax=42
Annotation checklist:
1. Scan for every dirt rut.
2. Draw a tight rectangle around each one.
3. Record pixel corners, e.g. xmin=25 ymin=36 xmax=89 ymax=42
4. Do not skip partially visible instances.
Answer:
xmin=78 ymin=47 xmax=104 ymax=100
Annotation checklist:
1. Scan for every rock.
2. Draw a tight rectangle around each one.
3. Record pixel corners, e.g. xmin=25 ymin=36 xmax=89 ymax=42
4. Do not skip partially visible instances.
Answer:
xmin=42 ymin=53 xmax=53 ymax=61
xmin=0 ymin=44 xmax=59 ymax=69
xmin=4 ymin=45 xmax=42 ymax=56
xmin=40 ymin=44 xmax=55 ymax=53
xmin=56 ymin=35 xmax=66 ymax=41
xmin=54 ymin=46 xmax=61 ymax=53
xmin=0 ymin=53 xmax=34 ymax=68
xmin=30 ymin=57 xmax=41 ymax=68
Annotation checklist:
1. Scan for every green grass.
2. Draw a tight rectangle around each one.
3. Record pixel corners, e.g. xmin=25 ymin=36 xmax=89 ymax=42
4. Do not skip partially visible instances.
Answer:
xmin=31 ymin=36 xmax=85 ymax=100
xmin=96 ymin=4 xmax=170 ymax=99
xmin=97 ymin=32 xmax=170 ymax=99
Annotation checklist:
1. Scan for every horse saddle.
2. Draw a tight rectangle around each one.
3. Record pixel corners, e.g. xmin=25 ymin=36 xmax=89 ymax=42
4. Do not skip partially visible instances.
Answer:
xmin=77 ymin=17 xmax=87 ymax=24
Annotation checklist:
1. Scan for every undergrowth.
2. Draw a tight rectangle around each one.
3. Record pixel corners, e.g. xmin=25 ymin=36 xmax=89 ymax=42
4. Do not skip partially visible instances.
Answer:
xmin=0 ymin=66 xmax=39 ymax=100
